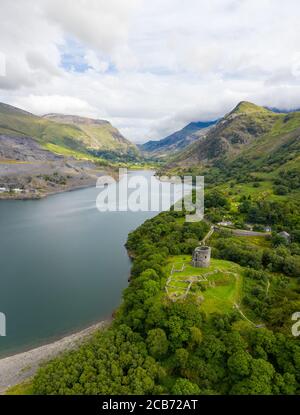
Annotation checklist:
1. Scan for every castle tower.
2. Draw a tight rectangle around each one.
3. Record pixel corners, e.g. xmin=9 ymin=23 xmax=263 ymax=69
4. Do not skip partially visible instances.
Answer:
xmin=192 ymin=246 xmax=211 ymax=268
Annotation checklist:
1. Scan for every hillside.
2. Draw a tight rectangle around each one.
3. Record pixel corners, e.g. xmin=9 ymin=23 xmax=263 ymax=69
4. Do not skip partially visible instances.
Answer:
xmin=0 ymin=131 xmax=110 ymax=199
xmin=0 ymin=102 xmax=138 ymax=159
xmin=43 ymin=113 xmax=138 ymax=156
xmin=140 ymin=120 xmax=216 ymax=158
xmin=164 ymin=101 xmax=300 ymax=180
xmin=31 ymin=207 xmax=300 ymax=395
xmin=4 ymin=100 xmax=300 ymax=395
xmin=0 ymin=102 xmax=139 ymax=199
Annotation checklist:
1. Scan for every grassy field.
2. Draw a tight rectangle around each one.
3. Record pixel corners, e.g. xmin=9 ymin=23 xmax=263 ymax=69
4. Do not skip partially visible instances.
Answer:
xmin=0 ymin=103 xmax=139 ymax=165
xmin=44 ymin=143 xmax=100 ymax=161
xmin=216 ymin=179 xmax=296 ymax=203
xmin=228 ymin=234 xmax=271 ymax=248
xmin=44 ymin=143 xmax=159 ymax=170
xmin=165 ymin=256 xmax=243 ymax=314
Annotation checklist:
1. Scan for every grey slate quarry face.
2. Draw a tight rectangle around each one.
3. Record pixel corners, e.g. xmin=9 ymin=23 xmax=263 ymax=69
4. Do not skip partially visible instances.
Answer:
xmin=0 ymin=135 xmax=102 ymax=195
xmin=0 ymin=135 xmax=62 ymax=162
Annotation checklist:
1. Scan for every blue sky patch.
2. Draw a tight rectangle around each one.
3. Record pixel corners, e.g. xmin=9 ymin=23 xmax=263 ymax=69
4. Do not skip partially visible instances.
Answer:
xmin=59 ymin=38 xmax=90 ymax=73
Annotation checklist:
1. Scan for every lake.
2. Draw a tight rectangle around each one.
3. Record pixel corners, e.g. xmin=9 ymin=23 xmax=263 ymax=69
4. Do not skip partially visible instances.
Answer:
xmin=0 ymin=170 xmax=188 ymax=357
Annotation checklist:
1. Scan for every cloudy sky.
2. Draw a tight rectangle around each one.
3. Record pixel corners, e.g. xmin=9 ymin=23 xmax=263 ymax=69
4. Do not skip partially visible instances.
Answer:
xmin=1 ymin=0 xmax=300 ymax=142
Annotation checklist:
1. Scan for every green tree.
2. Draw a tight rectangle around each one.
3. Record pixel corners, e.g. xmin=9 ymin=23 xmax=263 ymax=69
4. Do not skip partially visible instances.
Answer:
xmin=228 ymin=351 xmax=252 ymax=378
xmin=188 ymin=326 xmax=203 ymax=349
xmin=175 ymin=348 xmax=189 ymax=369
xmin=172 ymin=378 xmax=200 ymax=395
xmin=146 ymin=328 xmax=169 ymax=359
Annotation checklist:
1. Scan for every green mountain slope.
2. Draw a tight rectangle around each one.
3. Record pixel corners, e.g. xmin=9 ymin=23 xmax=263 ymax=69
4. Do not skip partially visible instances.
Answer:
xmin=165 ymin=101 xmax=300 ymax=179
xmin=0 ymin=102 xmax=138 ymax=159
xmin=43 ymin=113 xmax=137 ymax=155
xmin=140 ymin=120 xmax=216 ymax=158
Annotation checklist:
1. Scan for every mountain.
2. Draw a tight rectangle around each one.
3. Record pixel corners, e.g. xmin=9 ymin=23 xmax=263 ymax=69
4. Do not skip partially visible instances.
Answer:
xmin=0 ymin=102 xmax=138 ymax=198
xmin=0 ymin=134 xmax=62 ymax=162
xmin=0 ymin=102 xmax=138 ymax=159
xmin=265 ymin=106 xmax=300 ymax=114
xmin=165 ymin=101 xmax=300 ymax=177
xmin=140 ymin=120 xmax=216 ymax=158
xmin=43 ymin=113 xmax=137 ymax=155
xmin=0 ymin=102 xmax=33 ymax=116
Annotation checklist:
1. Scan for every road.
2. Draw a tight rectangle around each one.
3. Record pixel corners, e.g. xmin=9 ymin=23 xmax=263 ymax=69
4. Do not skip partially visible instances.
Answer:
xmin=215 ymin=226 xmax=270 ymax=237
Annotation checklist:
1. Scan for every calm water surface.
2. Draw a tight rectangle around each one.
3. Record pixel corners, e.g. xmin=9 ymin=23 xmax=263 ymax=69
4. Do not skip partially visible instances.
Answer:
xmin=0 ymin=171 xmax=186 ymax=357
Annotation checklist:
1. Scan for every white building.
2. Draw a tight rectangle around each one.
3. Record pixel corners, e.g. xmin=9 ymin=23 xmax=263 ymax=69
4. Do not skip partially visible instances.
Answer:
xmin=217 ymin=220 xmax=233 ymax=227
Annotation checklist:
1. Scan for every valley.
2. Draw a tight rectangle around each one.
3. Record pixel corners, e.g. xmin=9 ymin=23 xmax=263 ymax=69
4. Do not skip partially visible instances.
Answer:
xmin=2 ymin=0 xmax=300 ymax=402
xmin=140 ymin=120 xmax=217 ymax=159
xmin=1 ymin=99 xmax=300 ymax=395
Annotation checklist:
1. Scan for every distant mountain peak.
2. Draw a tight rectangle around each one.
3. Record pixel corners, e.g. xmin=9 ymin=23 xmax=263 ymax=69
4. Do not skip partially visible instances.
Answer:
xmin=264 ymin=106 xmax=300 ymax=114
xmin=230 ymin=101 xmax=270 ymax=115
xmin=164 ymin=100 xmax=300 ymax=173
xmin=43 ymin=113 xmax=110 ymax=126
xmin=140 ymin=119 xmax=217 ymax=158
xmin=185 ymin=120 xmax=217 ymax=129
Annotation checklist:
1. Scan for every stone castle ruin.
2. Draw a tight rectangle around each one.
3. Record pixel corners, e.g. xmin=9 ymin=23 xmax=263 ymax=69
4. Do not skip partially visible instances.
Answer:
xmin=192 ymin=246 xmax=211 ymax=268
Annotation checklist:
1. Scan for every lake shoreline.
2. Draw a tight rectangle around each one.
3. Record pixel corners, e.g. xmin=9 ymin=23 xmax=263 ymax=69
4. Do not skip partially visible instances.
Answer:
xmin=0 ymin=318 xmax=112 ymax=394
xmin=0 ymin=176 xmax=102 ymax=201
xmin=0 ymin=169 xmax=159 ymax=394
xmin=0 ymin=165 xmax=120 ymax=201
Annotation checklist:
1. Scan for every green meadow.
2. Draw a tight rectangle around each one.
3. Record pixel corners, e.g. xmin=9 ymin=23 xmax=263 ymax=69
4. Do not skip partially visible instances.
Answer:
xmin=165 ymin=256 xmax=243 ymax=314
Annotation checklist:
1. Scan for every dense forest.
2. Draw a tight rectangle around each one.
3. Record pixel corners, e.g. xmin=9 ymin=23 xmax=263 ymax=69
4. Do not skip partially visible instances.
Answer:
xmin=32 ymin=193 xmax=300 ymax=394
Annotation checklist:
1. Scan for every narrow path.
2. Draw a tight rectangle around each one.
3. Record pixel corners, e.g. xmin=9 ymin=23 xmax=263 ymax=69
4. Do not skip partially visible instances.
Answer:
xmin=234 ymin=303 xmax=256 ymax=326
xmin=200 ymin=225 xmax=214 ymax=245
xmin=266 ymin=279 xmax=270 ymax=296
xmin=200 ymin=222 xmax=269 ymax=245
xmin=214 ymin=224 xmax=270 ymax=237
xmin=230 ymin=229 xmax=270 ymax=237
xmin=183 ymin=281 xmax=194 ymax=298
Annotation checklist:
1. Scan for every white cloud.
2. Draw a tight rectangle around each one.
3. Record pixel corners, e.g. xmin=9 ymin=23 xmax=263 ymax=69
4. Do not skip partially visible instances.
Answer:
xmin=84 ymin=51 xmax=109 ymax=73
xmin=44 ymin=0 xmax=141 ymax=61
xmin=0 ymin=0 xmax=300 ymax=142
xmin=26 ymin=51 xmax=61 ymax=77
xmin=13 ymin=94 xmax=97 ymax=117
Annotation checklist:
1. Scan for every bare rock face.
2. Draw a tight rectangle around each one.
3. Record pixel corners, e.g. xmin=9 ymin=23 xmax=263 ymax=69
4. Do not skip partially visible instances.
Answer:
xmin=0 ymin=134 xmax=103 ymax=198
xmin=0 ymin=102 xmax=134 ymax=198
xmin=0 ymin=135 xmax=62 ymax=162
